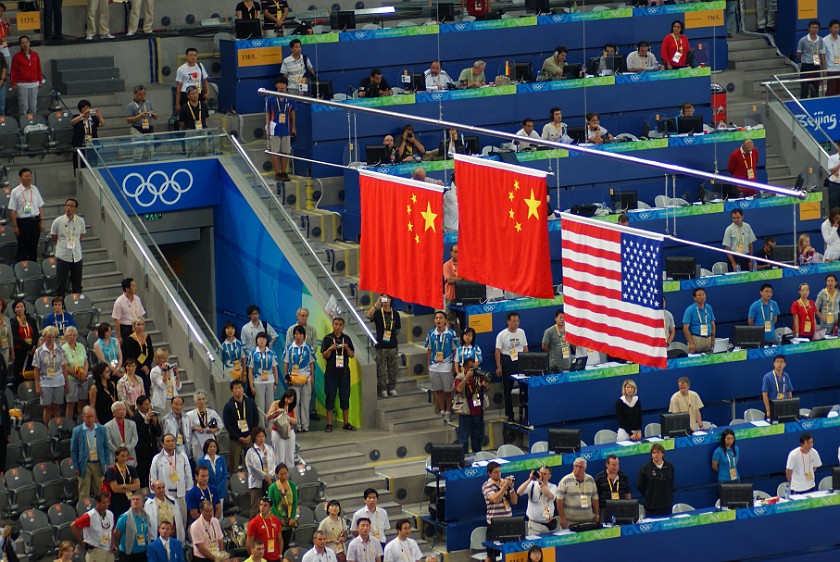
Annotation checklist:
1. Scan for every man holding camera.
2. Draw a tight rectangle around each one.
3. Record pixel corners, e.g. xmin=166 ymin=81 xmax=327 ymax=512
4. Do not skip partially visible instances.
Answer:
xmin=367 ymin=295 xmax=401 ymax=398
xmin=482 ymin=462 xmax=517 ymax=562
xmin=454 ymin=357 xmax=489 ymax=454
xmin=398 ymin=124 xmax=425 ymax=162
xmin=186 ymin=390 xmax=222 ymax=460
xmin=516 ymin=466 xmax=557 ymax=534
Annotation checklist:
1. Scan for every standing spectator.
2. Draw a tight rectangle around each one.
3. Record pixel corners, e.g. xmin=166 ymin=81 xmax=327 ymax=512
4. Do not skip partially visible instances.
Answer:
xmin=515 ymin=466 xmax=557 ymax=535
xmin=10 ymin=37 xmax=42 ymax=115
xmin=747 ymin=284 xmax=781 ymax=343
xmin=105 ymin=401 xmax=139 ymax=468
xmin=494 ymin=312 xmax=528 ymax=422
xmin=250 ymin=331 xmax=279 ymax=415
xmin=8 ymin=167 xmax=44 ymax=262
xmin=174 ymin=48 xmax=210 ymax=111
xmin=0 ymin=50 xmax=7 ymax=119
xmin=350 ymin=489 xmax=390 ymax=547
xmin=179 ymin=86 xmax=208 ymax=131
xmin=682 ymin=288 xmax=716 ymax=353
xmin=222 ymin=379 xmax=259 ymax=472
xmin=186 ymin=390 xmax=222 ymax=460
xmin=761 ymin=355 xmax=794 ymax=419
xmin=150 ymin=433 xmax=193 ymax=519
xmin=384 ymin=521 xmax=422 ymax=562
xmin=321 ymin=317 xmax=355 ymax=432
xmin=245 ymin=541 xmax=268 ymax=562
xmin=283 ymin=326 xmax=314 ymax=432
xmin=791 ymin=282 xmax=817 ymax=339
xmin=711 ymin=429 xmax=740 ymax=483
xmin=442 ymin=245 xmax=461 ymax=328
xmin=122 ymin=317 xmax=154 ymax=394
xmin=62 ymin=326 xmax=88 ymax=419
xmin=114 ymin=492 xmax=152 ymax=562
xmin=147 ymin=521 xmax=186 ymax=562
xmin=151 ymin=349 xmax=181 ymax=414
xmin=32 ymin=325 xmax=67 ymax=426
xmin=0 ymin=298 xmax=10 ymax=374
xmin=85 ymin=0 xmax=113 ymax=40
xmin=367 ymin=294 xmax=400 ymax=398
xmin=454 ymin=358 xmax=488 ymax=455
xmin=541 ymin=308 xmax=571 ymax=372
xmin=244 ymin=427 xmax=275 ymax=518
xmin=825 ymin=20 xmax=840 ymax=97
xmin=318 ymin=500 xmax=347 ymax=559
xmin=70 ymin=101 xmax=105 ymax=171
xmin=284 ymin=306 xmax=317 ymax=421
xmin=185 ymin=466 xmax=221 ymax=522
xmin=246 ymin=497 xmax=283 ymax=562
xmin=235 ymin=0 xmax=262 ymax=23
xmin=280 ymin=39 xmax=314 ymax=92
xmin=637 ymin=444 xmax=675 ymax=516
xmin=43 ymin=0 xmax=64 ymax=40
xmin=132 ymin=395 xmax=161 ymax=488
xmin=70 ymin=406 xmax=110 ymax=498
xmin=266 ymin=76 xmax=296 ymax=182
xmin=112 ymin=278 xmax=146 ymax=345
xmin=786 ymin=432 xmax=822 ymax=494
xmin=190 ymin=500 xmax=226 ymax=562
xmin=594 ymin=455 xmax=632 ymax=514
xmin=454 ymin=327 xmax=481 ymax=374
xmin=126 ymin=0 xmax=154 ymax=36
xmin=668 ymin=376 xmax=704 ymax=431
xmin=241 ymin=305 xmax=279 ymax=353
xmin=267 ymin=463 xmax=297 ymax=549
xmin=161 ymin=395 xmax=190 ymax=457
xmin=261 ymin=0 xmax=288 ymax=37
xmin=347 ymin=519 xmax=382 ymax=562
xmin=727 ymin=140 xmax=760 ymax=197
xmin=42 ymin=296 xmax=77 ymax=345
xmin=125 ymin=85 xmax=158 ymax=135
xmin=266 ymin=390 xmax=296 ymax=467
xmin=89 ymin=363 xmax=117 ymax=425
xmin=556 ymin=458 xmax=599 ymax=528
xmin=755 ymin=0 xmax=776 ymax=33
xmin=821 ymin=208 xmax=840 ymax=262
xmin=118 ymin=360 xmax=146 ymax=417
xmin=481 ymin=462 xmax=516 ymax=562
xmin=10 ymin=298 xmax=38 ymax=386
xmin=661 ymin=20 xmax=690 ymax=69
xmin=815 ymin=274 xmax=840 ymax=333
xmin=0 ymin=4 xmax=9 ymax=109
xmin=145 ymin=481 xmax=185 ymax=542
xmin=425 ymin=311 xmax=458 ymax=422
xmin=305 ymin=532 xmax=339 ymax=562
xmin=797 ymin=20 xmax=826 ymax=99
xmin=220 ymin=322 xmax=246 ymax=382
xmin=105 ymin=446 xmax=141 ymax=516
xmin=615 ymin=379 xmax=642 ymax=442
xmin=71 ymin=492 xmax=116 ymax=560
xmin=94 ymin=322 xmax=122 ymax=379
xmin=197 ymin=439 xmax=228 ymax=513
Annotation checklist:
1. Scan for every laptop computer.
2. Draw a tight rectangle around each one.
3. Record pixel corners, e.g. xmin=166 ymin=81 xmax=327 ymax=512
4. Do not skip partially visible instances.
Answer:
xmin=712 ymin=338 xmax=730 ymax=354
xmin=569 ymin=356 xmax=587 ymax=372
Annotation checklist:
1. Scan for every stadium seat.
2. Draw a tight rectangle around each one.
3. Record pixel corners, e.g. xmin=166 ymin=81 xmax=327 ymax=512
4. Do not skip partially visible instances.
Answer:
xmin=38 ymin=230 xmax=51 ymax=259
xmin=0 ymin=263 xmax=16 ymax=299
xmin=48 ymin=502 xmax=77 ymax=544
xmin=32 ymin=461 xmax=64 ymax=509
xmin=672 ymin=503 xmax=695 ymax=514
xmin=776 ymin=482 xmax=788 ymax=497
xmin=229 ymin=471 xmax=251 ymax=515
xmin=594 ymin=429 xmax=618 ymax=444
xmin=283 ymin=547 xmax=303 ymax=562
xmin=59 ymin=457 xmax=79 ymax=503
xmin=530 ymin=441 xmax=548 ymax=453
xmin=711 ymin=262 xmax=729 ymax=275
xmin=0 ymin=117 xmax=20 ymax=158
xmin=0 ymin=475 xmax=8 ymax=514
xmin=729 ymin=418 xmax=748 ymax=425
xmin=14 ymin=260 xmax=45 ymax=301
xmin=76 ymin=496 xmax=95 ymax=515
xmin=644 ymin=423 xmax=661 ymax=437
xmin=6 ymin=467 xmax=37 ymax=516
xmin=49 ymin=417 xmax=76 ymax=460
xmin=6 ymin=429 xmax=22 ymax=471
xmin=20 ymin=421 xmax=52 ymax=467
xmin=17 ymin=381 xmax=41 ymax=422
xmin=313 ymin=502 xmax=330 ymax=522
xmin=19 ymin=508 xmax=54 ymax=559
xmin=291 ymin=464 xmax=326 ymax=508
xmin=18 ymin=113 xmax=51 ymax=155
xmin=818 ymin=476 xmax=832 ymax=491
xmin=292 ymin=505 xmax=318 ymax=546
xmin=48 ymin=110 xmax=74 ymax=153
xmin=35 ymin=295 xmax=53 ymax=327
xmin=41 ymin=257 xmax=58 ymax=295
xmin=753 ymin=490 xmax=771 ymax=500
xmin=221 ymin=515 xmax=249 ymax=558
xmin=469 ymin=526 xmax=487 ymax=561
xmin=496 ymin=444 xmax=525 ymax=457
xmin=64 ymin=293 xmax=99 ymax=336
xmin=474 ymin=451 xmax=496 ymax=461
xmin=0 ymin=228 xmax=16 ymax=265
xmin=743 ymin=408 xmax=764 ymax=422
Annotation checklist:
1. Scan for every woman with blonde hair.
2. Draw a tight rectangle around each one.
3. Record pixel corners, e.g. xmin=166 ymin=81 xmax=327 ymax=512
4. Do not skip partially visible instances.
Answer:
xmin=150 ymin=348 xmax=181 ymax=413
xmin=55 ymin=540 xmax=76 ymax=562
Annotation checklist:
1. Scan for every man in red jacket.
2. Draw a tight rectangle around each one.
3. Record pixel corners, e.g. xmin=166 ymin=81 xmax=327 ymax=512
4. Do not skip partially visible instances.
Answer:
xmin=727 ymin=139 xmax=760 ymax=197
xmin=10 ymin=36 xmax=42 ymax=117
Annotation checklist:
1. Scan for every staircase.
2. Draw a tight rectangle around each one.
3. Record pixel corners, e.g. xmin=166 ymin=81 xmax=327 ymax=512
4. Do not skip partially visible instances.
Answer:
xmin=50 ymin=56 xmax=126 ymax=96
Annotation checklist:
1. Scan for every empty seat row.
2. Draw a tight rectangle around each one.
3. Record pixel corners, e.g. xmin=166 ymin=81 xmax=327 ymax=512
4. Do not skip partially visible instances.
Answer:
xmin=0 ymin=111 xmax=76 ymax=159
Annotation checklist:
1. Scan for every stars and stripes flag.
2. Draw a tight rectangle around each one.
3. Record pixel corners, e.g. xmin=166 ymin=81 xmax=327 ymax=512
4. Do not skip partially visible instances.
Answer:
xmin=560 ymin=213 xmax=668 ymax=368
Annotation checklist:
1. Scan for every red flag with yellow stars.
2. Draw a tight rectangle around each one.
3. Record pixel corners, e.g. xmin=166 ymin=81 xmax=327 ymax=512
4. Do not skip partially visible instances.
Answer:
xmin=359 ymin=170 xmax=445 ymax=309
xmin=454 ymin=154 xmax=554 ymax=299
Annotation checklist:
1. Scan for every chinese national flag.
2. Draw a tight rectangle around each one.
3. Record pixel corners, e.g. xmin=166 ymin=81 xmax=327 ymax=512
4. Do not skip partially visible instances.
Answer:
xmin=359 ymin=170 xmax=444 ymax=309
xmin=455 ymin=154 xmax=554 ymax=299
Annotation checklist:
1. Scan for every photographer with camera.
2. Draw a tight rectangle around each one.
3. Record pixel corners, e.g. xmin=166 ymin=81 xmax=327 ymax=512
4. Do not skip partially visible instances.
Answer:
xmin=454 ymin=357 xmax=489 ymax=454
xmin=516 ymin=466 xmax=557 ymax=535
xmin=482 ymin=462 xmax=517 ymax=562
xmin=187 ymin=390 xmax=222 ymax=460
xmin=398 ymin=124 xmax=425 ymax=162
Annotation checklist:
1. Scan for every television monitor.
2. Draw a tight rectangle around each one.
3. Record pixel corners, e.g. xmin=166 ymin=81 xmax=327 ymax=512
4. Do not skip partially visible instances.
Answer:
xmin=586 ymin=57 xmax=600 ymax=76
xmin=657 ymin=118 xmax=677 ymax=134
xmin=454 ymin=281 xmax=485 ymax=304
xmin=513 ymin=63 xmax=533 ymax=83
xmin=612 ymin=190 xmax=638 ymax=212
xmin=773 ymin=245 xmax=796 ymax=264
xmin=604 ymin=54 xmax=627 ymax=74
xmin=660 ymin=412 xmax=690 ymax=438
xmin=463 ymin=135 xmax=480 ymax=155
xmin=488 ymin=516 xmax=526 ymax=542
xmin=548 ymin=428 xmax=581 ymax=454
xmin=235 ymin=19 xmax=262 ymax=39
xmin=808 ymin=405 xmax=835 ymax=419
xmin=401 ymin=72 xmax=425 ymax=92
xmin=525 ymin=0 xmax=550 ymax=14
xmin=310 ymin=80 xmax=334 ymax=100
xmin=833 ymin=467 xmax=840 ymax=491
xmin=433 ymin=2 xmax=455 ymax=21
xmin=517 ymin=352 xmax=549 ymax=375
xmin=677 ymin=115 xmax=704 ymax=134
xmin=567 ymin=126 xmax=586 ymax=144
xmin=665 ymin=256 xmax=696 ymax=280
xmin=732 ymin=325 xmax=765 ymax=348
xmin=563 ymin=63 xmax=582 ymax=79
xmin=430 ymin=444 xmax=464 ymax=471
xmin=365 ymin=144 xmax=389 ymax=166
xmin=770 ymin=397 xmax=800 ymax=424
xmin=601 ymin=500 xmax=639 ymax=524
xmin=330 ymin=10 xmax=356 ymax=30
xmin=719 ymin=483 xmax=753 ymax=509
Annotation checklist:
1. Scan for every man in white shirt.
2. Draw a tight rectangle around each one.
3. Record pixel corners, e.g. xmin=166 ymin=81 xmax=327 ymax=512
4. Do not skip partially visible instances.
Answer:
xmin=280 ymin=39 xmax=315 ymax=93
xmin=541 ymin=108 xmax=572 ymax=144
xmin=786 ymin=432 xmax=822 ymax=494
xmin=514 ymin=118 xmax=541 ymax=151
xmin=515 ymin=466 xmax=557 ymax=534
xmin=8 ymin=167 xmax=44 ymax=262
xmin=302 ymin=531 xmax=339 ymax=562
xmin=150 ymin=433 xmax=194 ymax=520
xmin=625 ymin=41 xmax=660 ymax=72
xmin=71 ymin=491 xmax=116 ymax=558
xmin=825 ymin=19 xmax=840 ymax=97
xmin=494 ymin=312 xmax=528 ymax=422
xmin=186 ymin=390 xmax=222 ymax=460
xmin=424 ymin=61 xmax=454 ymax=91
xmin=50 ymin=197 xmax=86 ymax=296
xmin=346 ymin=519 xmax=383 ymax=562
xmin=383 ymin=520 xmax=422 ymax=562
xmin=162 ymin=396 xmax=191 ymax=457
xmin=241 ymin=305 xmax=279 ymax=352
xmin=350 ymin=488 xmax=390 ymax=548
xmin=668 ymin=377 xmax=704 ymax=431
xmin=145 ymin=480 xmax=186 ymax=542
xmin=111 ymin=277 xmax=146 ymax=344
xmin=175 ymin=48 xmax=210 ymax=112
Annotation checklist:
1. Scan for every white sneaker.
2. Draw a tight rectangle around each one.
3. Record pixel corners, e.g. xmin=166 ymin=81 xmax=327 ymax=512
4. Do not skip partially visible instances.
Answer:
xmin=126 ymin=31 xmax=136 ymax=36
xmin=86 ymin=35 xmax=94 ymax=40
xmin=103 ymin=33 xmax=115 ymax=39
xmin=379 ymin=390 xmax=388 ymax=398
xmin=388 ymin=389 xmax=398 ymax=396
xmin=444 ymin=411 xmax=452 ymax=423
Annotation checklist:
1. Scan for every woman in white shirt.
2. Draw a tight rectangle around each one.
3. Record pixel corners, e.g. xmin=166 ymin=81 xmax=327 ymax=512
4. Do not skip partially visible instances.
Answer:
xmin=150 ymin=348 xmax=181 ymax=413
xmin=821 ymin=208 xmax=840 ymax=261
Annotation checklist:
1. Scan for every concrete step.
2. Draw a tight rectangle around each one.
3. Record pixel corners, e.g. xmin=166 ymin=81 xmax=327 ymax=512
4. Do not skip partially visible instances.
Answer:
xmin=729 ymin=58 xmax=788 ymax=72
xmin=85 ymin=282 xmax=122 ymax=303
xmin=301 ymin=450 xmax=367 ymax=467
xmin=728 ymin=48 xmax=779 ymax=62
xmin=727 ymin=36 xmax=770 ymax=51
xmin=62 ymin=78 xmax=127 ymax=96
xmin=384 ymin=413 xmax=449 ymax=433
xmin=84 ymin=259 xmax=117 ymax=275
xmin=401 ymin=343 xmax=431 ymax=378
xmin=81 ymin=270 xmax=124 ymax=286
xmin=321 ymin=475 xmax=390 ymax=500
xmin=51 ymin=56 xmax=116 ymax=71
xmin=376 ymin=401 xmax=434 ymax=425
xmin=317 ymin=464 xmax=379 ymax=483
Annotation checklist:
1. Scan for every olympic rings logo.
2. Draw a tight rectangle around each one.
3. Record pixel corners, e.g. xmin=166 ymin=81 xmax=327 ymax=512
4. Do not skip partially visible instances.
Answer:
xmin=122 ymin=169 xmax=194 ymax=208
xmin=464 ymin=468 xmax=480 ymax=477
xmin=355 ymin=32 xmax=367 ymax=39
xmin=639 ymin=523 xmax=653 ymax=532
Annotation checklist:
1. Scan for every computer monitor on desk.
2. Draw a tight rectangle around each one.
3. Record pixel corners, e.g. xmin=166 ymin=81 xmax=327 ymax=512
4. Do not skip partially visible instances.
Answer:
xmin=770 ymin=397 xmax=800 ymax=423
xmin=773 ymin=245 xmax=796 ymax=265
xmin=365 ymin=144 xmax=389 ymax=166
xmin=235 ymin=19 xmax=262 ymax=39
xmin=463 ymin=135 xmax=480 ymax=155
xmin=430 ymin=443 xmax=464 ymax=471
xmin=517 ymin=352 xmax=549 ymax=375
xmin=548 ymin=428 xmax=581 ymax=454
xmin=677 ymin=115 xmax=704 ymax=134
xmin=513 ymin=63 xmax=533 ymax=83
xmin=488 ymin=517 xmax=526 ymax=542
xmin=657 ymin=118 xmax=677 ymax=135
xmin=660 ymin=412 xmax=690 ymax=438
xmin=602 ymin=500 xmax=639 ymax=524
xmin=665 ymin=256 xmax=696 ymax=280
xmin=719 ymin=483 xmax=753 ymax=509
xmin=612 ymin=190 xmax=638 ymax=212
xmin=454 ymin=281 xmax=485 ymax=305
xmin=567 ymin=126 xmax=586 ymax=144
xmin=604 ymin=54 xmax=627 ymax=74
xmin=732 ymin=325 xmax=765 ymax=348
xmin=563 ymin=63 xmax=582 ymax=79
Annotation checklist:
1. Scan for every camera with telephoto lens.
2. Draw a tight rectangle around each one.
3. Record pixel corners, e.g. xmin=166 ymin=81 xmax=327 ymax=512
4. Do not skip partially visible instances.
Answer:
xmin=473 ymin=368 xmax=494 ymax=384
xmin=208 ymin=418 xmax=218 ymax=429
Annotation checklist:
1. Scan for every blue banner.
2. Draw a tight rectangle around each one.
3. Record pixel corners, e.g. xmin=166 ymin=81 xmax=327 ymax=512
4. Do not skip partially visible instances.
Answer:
xmin=784 ymin=97 xmax=840 ymax=142
xmin=103 ymin=159 xmax=224 ymax=214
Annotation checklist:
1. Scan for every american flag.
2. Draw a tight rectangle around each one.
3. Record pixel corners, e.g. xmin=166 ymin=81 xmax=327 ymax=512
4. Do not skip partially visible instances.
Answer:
xmin=561 ymin=213 xmax=668 ymax=368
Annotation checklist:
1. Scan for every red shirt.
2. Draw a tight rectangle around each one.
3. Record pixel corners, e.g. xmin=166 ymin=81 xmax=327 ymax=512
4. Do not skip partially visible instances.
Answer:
xmin=247 ymin=514 xmax=283 ymax=561
xmin=728 ymin=147 xmax=760 ymax=195
xmin=661 ymin=33 xmax=690 ymax=68
xmin=11 ymin=49 xmax=42 ymax=86
xmin=443 ymin=259 xmax=457 ymax=302
xmin=791 ymin=299 xmax=816 ymax=337
xmin=464 ymin=0 xmax=489 ymax=17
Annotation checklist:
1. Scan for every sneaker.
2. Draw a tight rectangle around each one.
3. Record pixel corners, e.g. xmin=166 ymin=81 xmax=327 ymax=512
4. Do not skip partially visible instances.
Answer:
xmin=126 ymin=31 xmax=136 ymax=36
xmin=437 ymin=410 xmax=445 ymax=416
xmin=86 ymin=35 xmax=94 ymax=40
xmin=444 ymin=411 xmax=452 ymax=423
xmin=388 ymin=389 xmax=398 ymax=396
xmin=379 ymin=390 xmax=388 ymax=398
xmin=103 ymin=33 xmax=115 ymax=39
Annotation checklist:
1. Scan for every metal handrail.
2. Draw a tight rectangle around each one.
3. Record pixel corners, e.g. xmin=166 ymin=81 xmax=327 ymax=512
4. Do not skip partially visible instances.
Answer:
xmin=76 ymin=149 xmax=221 ymax=371
xmin=762 ymin=73 xmax=838 ymax=156
xmin=226 ymin=135 xmax=378 ymax=349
